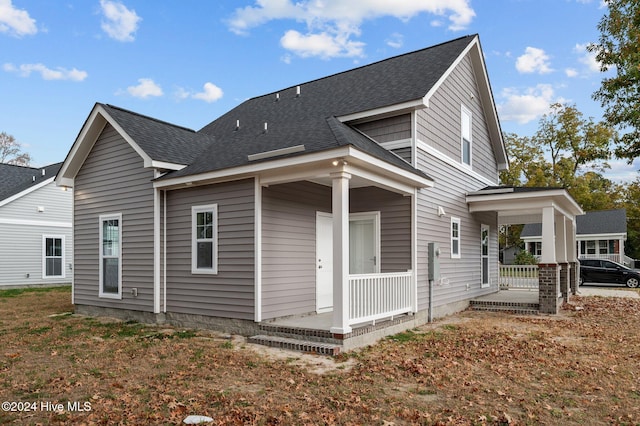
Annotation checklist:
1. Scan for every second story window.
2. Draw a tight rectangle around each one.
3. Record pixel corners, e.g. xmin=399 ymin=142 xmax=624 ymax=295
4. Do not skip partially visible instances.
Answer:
xmin=461 ymin=106 xmax=472 ymax=166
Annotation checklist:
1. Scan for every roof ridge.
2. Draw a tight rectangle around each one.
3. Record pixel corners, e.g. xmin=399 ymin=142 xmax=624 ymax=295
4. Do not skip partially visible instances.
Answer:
xmin=0 ymin=162 xmax=39 ymax=171
xmin=249 ymin=34 xmax=477 ymax=101
xmin=103 ymin=103 xmax=198 ymax=134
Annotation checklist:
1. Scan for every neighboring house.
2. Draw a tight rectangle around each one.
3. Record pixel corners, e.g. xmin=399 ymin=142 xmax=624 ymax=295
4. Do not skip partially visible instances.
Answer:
xmin=521 ymin=209 xmax=628 ymax=265
xmin=55 ymin=35 xmax=582 ymax=352
xmin=0 ymin=162 xmax=72 ymax=287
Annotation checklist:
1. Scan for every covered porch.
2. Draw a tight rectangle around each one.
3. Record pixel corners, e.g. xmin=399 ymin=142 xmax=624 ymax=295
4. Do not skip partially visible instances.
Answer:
xmin=466 ymin=187 xmax=584 ymax=314
xmin=256 ymin=146 xmax=433 ymax=337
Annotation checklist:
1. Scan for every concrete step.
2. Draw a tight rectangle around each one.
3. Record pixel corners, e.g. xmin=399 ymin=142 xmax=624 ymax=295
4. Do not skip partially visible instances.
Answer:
xmin=248 ymin=334 xmax=342 ymax=356
xmin=470 ymin=300 xmax=539 ymax=315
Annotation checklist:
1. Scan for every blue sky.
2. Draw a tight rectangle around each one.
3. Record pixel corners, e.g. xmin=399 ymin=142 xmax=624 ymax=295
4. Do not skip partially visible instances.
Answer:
xmin=1 ymin=0 xmax=632 ymax=181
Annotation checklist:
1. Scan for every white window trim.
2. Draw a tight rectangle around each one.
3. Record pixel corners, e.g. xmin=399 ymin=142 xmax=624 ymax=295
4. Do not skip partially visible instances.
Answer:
xmin=191 ymin=204 xmax=219 ymax=275
xmin=451 ymin=217 xmax=461 ymax=259
xmin=99 ymin=213 xmax=122 ymax=299
xmin=481 ymin=224 xmax=490 ymax=288
xmin=461 ymin=105 xmax=472 ymax=167
xmin=42 ymin=235 xmax=65 ymax=279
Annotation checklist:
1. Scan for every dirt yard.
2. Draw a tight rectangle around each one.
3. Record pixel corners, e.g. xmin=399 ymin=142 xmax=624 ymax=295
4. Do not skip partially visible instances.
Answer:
xmin=1 ymin=286 xmax=639 ymax=425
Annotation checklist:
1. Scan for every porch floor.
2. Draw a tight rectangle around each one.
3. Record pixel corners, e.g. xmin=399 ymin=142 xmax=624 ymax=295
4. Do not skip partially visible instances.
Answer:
xmin=265 ymin=311 xmax=334 ymax=331
xmin=469 ymin=289 xmax=540 ymax=314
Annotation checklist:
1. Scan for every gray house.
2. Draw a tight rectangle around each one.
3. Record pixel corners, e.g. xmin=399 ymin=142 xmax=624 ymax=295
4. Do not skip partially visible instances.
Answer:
xmin=0 ymin=162 xmax=72 ymax=287
xmin=56 ymin=35 xmax=582 ymax=353
xmin=521 ymin=209 xmax=629 ymax=265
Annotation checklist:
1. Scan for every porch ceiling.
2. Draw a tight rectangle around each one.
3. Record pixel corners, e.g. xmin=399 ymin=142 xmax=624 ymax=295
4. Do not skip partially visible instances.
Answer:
xmin=466 ymin=187 xmax=584 ymax=225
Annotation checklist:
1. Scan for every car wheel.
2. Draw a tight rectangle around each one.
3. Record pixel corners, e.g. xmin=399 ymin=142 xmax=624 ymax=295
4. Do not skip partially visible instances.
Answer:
xmin=626 ymin=277 xmax=639 ymax=288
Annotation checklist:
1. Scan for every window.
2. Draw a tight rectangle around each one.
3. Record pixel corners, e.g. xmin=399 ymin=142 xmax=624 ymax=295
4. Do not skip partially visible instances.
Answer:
xmin=528 ymin=242 xmax=542 ymax=256
xmin=451 ymin=217 xmax=461 ymax=258
xmin=481 ymin=225 xmax=489 ymax=287
xmin=192 ymin=205 xmax=218 ymax=274
xmin=461 ymin=106 xmax=472 ymax=166
xmin=43 ymin=236 xmax=64 ymax=278
xmin=99 ymin=214 xmax=122 ymax=298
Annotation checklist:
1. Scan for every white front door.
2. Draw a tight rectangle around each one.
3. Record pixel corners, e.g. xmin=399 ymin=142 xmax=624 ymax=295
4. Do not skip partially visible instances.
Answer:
xmin=316 ymin=212 xmax=333 ymax=312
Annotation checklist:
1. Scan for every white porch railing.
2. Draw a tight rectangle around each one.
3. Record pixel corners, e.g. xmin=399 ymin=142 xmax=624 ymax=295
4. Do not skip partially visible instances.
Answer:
xmin=499 ymin=265 xmax=538 ymax=290
xmin=349 ymin=271 xmax=413 ymax=325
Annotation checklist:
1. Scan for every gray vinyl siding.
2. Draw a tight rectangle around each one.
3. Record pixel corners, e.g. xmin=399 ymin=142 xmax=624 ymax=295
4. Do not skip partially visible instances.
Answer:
xmin=414 ymin=51 xmax=501 ymax=310
xmin=391 ymin=147 xmax=412 ymax=164
xmin=417 ymin=54 xmax=498 ymax=182
xmin=261 ymin=181 xmax=412 ymax=320
xmin=262 ymin=182 xmax=330 ymax=320
xmin=355 ymin=114 xmax=412 ymax=143
xmin=74 ymin=124 xmax=155 ymax=311
xmin=164 ymin=179 xmax=255 ymax=320
xmin=416 ymin=150 xmax=499 ymax=311
xmin=351 ymin=187 xmax=411 ymax=273
xmin=0 ymin=182 xmax=72 ymax=286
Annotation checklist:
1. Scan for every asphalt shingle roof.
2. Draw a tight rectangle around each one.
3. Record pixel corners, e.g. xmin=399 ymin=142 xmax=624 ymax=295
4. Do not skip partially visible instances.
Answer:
xmin=163 ymin=35 xmax=476 ymax=180
xmin=96 ymin=35 xmax=477 ymax=181
xmin=520 ymin=209 xmax=627 ymax=237
xmin=0 ymin=162 xmax=62 ymax=202
xmin=99 ymin=104 xmax=213 ymax=166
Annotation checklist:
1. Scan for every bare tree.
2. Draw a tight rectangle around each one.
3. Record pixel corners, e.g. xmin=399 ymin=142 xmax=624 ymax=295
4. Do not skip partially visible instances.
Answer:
xmin=0 ymin=132 xmax=32 ymax=166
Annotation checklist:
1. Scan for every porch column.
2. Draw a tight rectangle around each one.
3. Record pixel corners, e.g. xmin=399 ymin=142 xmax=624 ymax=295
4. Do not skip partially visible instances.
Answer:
xmin=330 ymin=172 xmax=352 ymax=335
xmin=567 ymin=219 xmax=579 ymax=296
xmin=556 ymin=216 xmax=570 ymax=302
xmin=539 ymin=207 xmax=556 ymax=264
xmin=539 ymin=206 xmax=561 ymax=314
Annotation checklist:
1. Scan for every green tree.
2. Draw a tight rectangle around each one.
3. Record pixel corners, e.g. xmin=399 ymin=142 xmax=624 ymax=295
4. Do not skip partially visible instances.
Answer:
xmin=588 ymin=0 xmax=640 ymax=160
xmin=0 ymin=132 xmax=31 ymax=166
xmin=621 ymin=178 xmax=640 ymax=260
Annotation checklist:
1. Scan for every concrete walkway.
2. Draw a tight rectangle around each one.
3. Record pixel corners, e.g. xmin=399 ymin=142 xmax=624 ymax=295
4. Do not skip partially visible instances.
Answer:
xmin=578 ymin=286 xmax=640 ymax=299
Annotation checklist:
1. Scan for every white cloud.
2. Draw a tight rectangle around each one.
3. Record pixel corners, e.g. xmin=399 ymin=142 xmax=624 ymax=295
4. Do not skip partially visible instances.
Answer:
xmin=175 ymin=82 xmax=224 ymax=103
xmin=574 ymin=42 xmax=600 ymax=73
xmin=497 ymin=84 xmax=563 ymax=124
xmin=606 ymin=158 xmax=640 ymax=183
xmin=228 ymin=0 xmax=475 ymax=58
xmin=281 ymin=29 xmax=365 ymax=58
xmin=100 ymin=0 xmax=141 ymax=42
xmin=125 ymin=78 xmax=162 ymax=98
xmin=3 ymin=62 xmax=87 ymax=81
xmin=565 ymin=68 xmax=578 ymax=77
xmin=516 ymin=47 xmax=553 ymax=74
xmin=386 ymin=33 xmax=403 ymax=49
xmin=192 ymin=82 xmax=224 ymax=103
xmin=0 ymin=0 xmax=37 ymax=37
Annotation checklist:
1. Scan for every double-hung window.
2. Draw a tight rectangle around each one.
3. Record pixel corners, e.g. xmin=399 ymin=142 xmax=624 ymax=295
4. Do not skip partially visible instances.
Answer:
xmin=99 ymin=214 xmax=122 ymax=298
xmin=43 ymin=235 xmax=64 ymax=278
xmin=451 ymin=217 xmax=461 ymax=259
xmin=461 ymin=105 xmax=472 ymax=166
xmin=192 ymin=204 xmax=218 ymax=274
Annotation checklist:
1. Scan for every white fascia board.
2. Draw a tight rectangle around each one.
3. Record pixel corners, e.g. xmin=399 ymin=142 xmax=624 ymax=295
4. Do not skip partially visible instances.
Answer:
xmin=56 ymin=105 xmax=107 ymax=187
xmin=336 ymin=99 xmax=426 ymax=123
xmin=150 ymin=160 xmax=187 ymax=171
xmin=56 ymin=104 xmax=164 ymax=188
xmin=154 ymin=147 xmax=354 ymax=189
xmin=576 ymin=233 xmax=627 ymax=241
xmin=417 ymin=139 xmax=498 ymax=187
xmin=0 ymin=177 xmax=54 ymax=208
xmin=346 ymin=147 xmax=434 ymax=189
xmin=423 ymin=36 xmax=477 ymax=107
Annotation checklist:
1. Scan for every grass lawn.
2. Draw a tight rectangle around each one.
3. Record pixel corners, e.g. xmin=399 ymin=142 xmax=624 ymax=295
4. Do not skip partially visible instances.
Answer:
xmin=1 ymin=286 xmax=640 ymax=425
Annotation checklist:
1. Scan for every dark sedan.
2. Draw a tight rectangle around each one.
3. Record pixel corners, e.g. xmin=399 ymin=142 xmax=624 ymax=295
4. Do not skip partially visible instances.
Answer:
xmin=579 ymin=259 xmax=640 ymax=288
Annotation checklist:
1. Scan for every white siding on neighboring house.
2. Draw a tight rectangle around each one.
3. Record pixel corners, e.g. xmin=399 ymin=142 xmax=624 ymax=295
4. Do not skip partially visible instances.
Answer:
xmin=0 ymin=181 xmax=72 ymax=286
